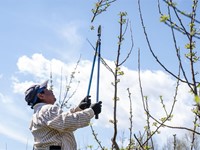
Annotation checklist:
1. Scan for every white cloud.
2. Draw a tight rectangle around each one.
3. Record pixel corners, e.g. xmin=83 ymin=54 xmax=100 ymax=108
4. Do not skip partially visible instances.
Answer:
xmin=0 ymin=92 xmax=14 ymax=104
xmin=0 ymin=93 xmax=33 ymax=147
xmin=59 ymin=21 xmax=83 ymax=46
xmin=54 ymin=21 xmax=85 ymax=61
xmin=17 ymin=53 xmax=51 ymax=78
xmin=0 ymin=123 xmax=32 ymax=146
xmin=0 ymin=93 xmax=31 ymax=122
xmin=11 ymin=53 xmax=196 ymax=147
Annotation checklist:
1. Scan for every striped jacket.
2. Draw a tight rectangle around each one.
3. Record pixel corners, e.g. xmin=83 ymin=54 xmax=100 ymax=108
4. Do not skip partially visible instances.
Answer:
xmin=30 ymin=103 xmax=94 ymax=150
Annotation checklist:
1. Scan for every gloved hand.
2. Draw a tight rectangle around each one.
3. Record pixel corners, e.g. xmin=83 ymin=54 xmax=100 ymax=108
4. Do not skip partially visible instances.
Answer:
xmin=90 ymin=101 xmax=102 ymax=115
xmin=78 ymin=96 xmax=91 ymax=110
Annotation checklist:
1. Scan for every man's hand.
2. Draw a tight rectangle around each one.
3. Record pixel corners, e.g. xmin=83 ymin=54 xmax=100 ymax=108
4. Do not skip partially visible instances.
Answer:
xmin=79 ymin=96 xmax=91 ymax=110
xmin=90 ymin=101 xmax=102 ymax=115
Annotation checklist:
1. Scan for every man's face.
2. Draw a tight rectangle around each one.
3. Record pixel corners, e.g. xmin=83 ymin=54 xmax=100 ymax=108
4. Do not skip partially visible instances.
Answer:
xmin=38 ymin=88 xmax=56 ymax=104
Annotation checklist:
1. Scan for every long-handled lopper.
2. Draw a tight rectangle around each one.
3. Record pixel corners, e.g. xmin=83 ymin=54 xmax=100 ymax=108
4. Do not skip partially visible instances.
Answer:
xmin=87 ymin=25 xmax=101 ymax=119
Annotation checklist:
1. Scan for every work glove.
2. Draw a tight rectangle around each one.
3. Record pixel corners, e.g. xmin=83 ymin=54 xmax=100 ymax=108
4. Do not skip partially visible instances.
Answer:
xmin=78 ymin=95 xmax=91 ymax=110
xmin=90 ymin=101 xmax=102 ymax=115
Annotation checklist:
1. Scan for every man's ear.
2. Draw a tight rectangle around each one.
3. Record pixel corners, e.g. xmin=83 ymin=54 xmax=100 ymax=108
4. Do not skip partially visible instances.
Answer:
xmin=37 ymin=93 xmax=44 ymax=100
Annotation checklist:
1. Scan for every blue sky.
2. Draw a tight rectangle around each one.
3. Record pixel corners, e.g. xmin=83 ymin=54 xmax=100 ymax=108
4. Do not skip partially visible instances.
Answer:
xmin=0 ymin=0 xmax=199 ymax=150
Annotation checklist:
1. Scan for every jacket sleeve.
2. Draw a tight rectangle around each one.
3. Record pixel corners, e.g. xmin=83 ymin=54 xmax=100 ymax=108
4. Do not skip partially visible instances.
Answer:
xmin=70 ymin=106 xmax=82 ymax=113
xmin=42 ymin=105 xmax=94 ymax=132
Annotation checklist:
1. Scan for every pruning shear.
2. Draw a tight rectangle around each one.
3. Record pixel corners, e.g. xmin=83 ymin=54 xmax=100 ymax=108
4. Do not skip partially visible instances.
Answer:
xmin=87 ymin=25 xmax=101 ymax=119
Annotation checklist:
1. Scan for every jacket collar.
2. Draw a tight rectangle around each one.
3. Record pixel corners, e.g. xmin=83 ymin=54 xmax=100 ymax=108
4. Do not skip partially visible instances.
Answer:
xmin=33 ymin=103 xmax=46 ymax=113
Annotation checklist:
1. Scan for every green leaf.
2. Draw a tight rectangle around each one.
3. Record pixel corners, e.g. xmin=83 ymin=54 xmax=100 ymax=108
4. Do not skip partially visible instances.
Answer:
xmin=194 ymin=95 xmax=200 ymax=103
xmin=185 ymin=42 xmax=196 ymax=49
xmin=144 ymin=145 xmax=151 ymax=150
xmin=160 ymin=117 xmax=166 ymax=122
xmin=87 ymin=145 xmax=93 ymax=149
xmin=144 ymin=125 xmax=148 ymax=130
xmin=189 ymin=23 xmax=195 ymax=28
xmin=152 ymin=122 xmax=157 ymax=127
xmin=109 ymin=119 xmax=114 ymax=124
xmin=118 ymin=71 xmax=124 ymax=75
xmin=167 ymin=1 xmax=177 ymax=7
xmin=90 ymin=25 xmax=94 ymax=30
xmin=160 ymin=15 xmax=169 ymax=22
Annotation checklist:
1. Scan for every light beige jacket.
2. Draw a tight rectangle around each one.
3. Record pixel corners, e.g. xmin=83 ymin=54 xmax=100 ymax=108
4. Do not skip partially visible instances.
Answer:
xmin=30 ymin=103 xmax=94 ymax=150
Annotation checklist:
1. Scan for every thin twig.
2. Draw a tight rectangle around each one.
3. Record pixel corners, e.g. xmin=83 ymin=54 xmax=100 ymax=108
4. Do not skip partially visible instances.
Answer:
xmin=91 ymin=0 xmax=117 ymax=23
xmin=60 ymin=55 xmax=81 ymax=109
xmin=127 ymin=88 xmax=134 ymax=150
xmin=90 ymin=124 xmax=105 ymax=149
xmin=119 ymin=21 xmax=134 ymax=66
xmin=86 ymin=38 xmax=114 ymax=74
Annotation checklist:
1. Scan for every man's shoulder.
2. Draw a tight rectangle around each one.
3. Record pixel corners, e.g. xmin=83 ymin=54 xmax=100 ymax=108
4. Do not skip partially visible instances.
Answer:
xmin=41 ymin=104 xmax=62 ymax=115
xmin=41 ymin=103 xmax=54 ymax=109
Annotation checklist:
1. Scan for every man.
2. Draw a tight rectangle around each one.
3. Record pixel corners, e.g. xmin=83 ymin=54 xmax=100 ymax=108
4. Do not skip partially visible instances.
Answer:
xmin=25 ymin=80 xmax=102 ymax=150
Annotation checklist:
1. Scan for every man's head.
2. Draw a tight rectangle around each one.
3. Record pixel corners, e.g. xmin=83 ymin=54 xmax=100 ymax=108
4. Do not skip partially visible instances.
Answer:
xmin=25 ymin=80 xmax=56 ymax=108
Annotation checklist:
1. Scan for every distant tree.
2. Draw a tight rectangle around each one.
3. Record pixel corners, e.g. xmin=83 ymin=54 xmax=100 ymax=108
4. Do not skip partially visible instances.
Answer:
xmin=162 ymin=131 xmax=200 ymax=150
xmin=162 ymin=134 xmax=189 ymax=150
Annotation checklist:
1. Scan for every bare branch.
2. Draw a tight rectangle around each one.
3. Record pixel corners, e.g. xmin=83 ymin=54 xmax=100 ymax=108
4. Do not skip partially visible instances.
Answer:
xmin=90 ymin=124 xmax=105 ymax=150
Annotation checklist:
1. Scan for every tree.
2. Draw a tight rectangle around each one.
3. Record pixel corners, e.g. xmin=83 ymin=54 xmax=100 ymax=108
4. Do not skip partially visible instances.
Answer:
xmin=138 ymin=0 xmax=200 ymax=149
xmin=87 ymin=0 xmax=200 ymax=150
